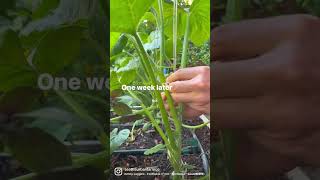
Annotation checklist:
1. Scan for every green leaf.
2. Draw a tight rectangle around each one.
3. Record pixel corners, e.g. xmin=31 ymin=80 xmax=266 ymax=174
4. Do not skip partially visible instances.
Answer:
xmin=0 ymin=30 xmax=37 ymax=92
xmin=32 ymin=26 xmax=84 ymax=74
xmin=157 ymin=2 xmax=187 ymax=39
xmin=110 ymin=70 xmax=121 ymax=92
xmin=116 ymin=95 xmax=135 ymax=106
xmin=28 ymin=120 xmax=72 ymax=142
xmin=117 ymin=58 xmax=139 ymax=72
xmin=116 ymin=57 xmax=139 ymax=85
xmin=165 ymin=38 xmax=182 ymax=59
xmin=113 ymin=101 xmax=132 ymax=115
xmin=32 ymin=0 xmax=60 ymax=20
xmin=144 ymin=144 xmax=166 ymax=155
xmin=141 ymin=12 xmax=157 ymax=26
xmin=17 ymin=107 xmax=89 ymax=142
xmin=142 ymin=122 xmax=151 ymax=132
xmin=137 ymin=32 xmax=149 ymax=43
xmin=111 ymin=34 xmax=128 ymax=56
xmin=189 ymin=0 xmax=210 ymax=46
xmin=110 ymin=0 xmax=156 ymax=34
xmin=135 ymin=91 xmax=152 ymax=107
xmin=55 ymin=90 xmax=107 ymax=146
xmin=110 ymin=32 xmax=121 ymax=54
xmin=144 ymin=30 xmax=160 ymax=50
xmin=110 ymin=128 xmax=130 ymax=153
xmin=118 ymin=69 xmax=137 ymax=86
xmin=156 ymin=0 xmax=210 ymax=46
xmin=21 ymin=0 xmax=98 ymax=35
xmin=5 ymin=128 xmax=72 ymax=173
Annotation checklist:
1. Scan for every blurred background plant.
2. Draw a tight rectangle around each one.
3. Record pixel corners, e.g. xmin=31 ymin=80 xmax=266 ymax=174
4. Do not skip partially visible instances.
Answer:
xmin=0 ymin=0 xmax=108 ymax=179
xmin=212 ymin=0 xmax=320 ymax=180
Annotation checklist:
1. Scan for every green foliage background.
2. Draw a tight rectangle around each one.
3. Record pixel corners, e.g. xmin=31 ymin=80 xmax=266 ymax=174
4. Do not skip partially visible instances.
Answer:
xmin=0 ymin=0 xmax=108 ymax=179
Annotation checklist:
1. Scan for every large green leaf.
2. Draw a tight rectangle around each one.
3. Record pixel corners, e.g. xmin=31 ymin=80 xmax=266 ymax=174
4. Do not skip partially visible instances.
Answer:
xmin=153 ymin=1 xmax=187 ymax=40
xmin=189 ymin=0 xmax=210 ymax=46
xmin=5 ymin=128 xmax=72 ymax=173
xmin=110 ymin=128 xmax=130 ymax=153
xmin=0 ymin=30 xmax=37 ymax=92
xmin=31 ymin=26 xmax=84 ymax=74
xmin=21 ymin=0 xmax=98 ymax=35
xmin=110 ymin=0 xmax=156 ymax=34
xmin=154 ymin=0 xmax=210 ymax=46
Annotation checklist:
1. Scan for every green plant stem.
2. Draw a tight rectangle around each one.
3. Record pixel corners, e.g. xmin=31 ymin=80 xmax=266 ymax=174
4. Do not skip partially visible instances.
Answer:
xmin=132 ymin=33 xmax=176 ymax=148
xmin=127 ymin=33 xmax=181 ymax=151
xmin=132 ymin=33 xmax=183 ymax=176
xmin=157 ymin=0 xmax=181 ymax=149
xmin=157 ymin=0 xmax=165 ymax=70
xmin=128 ymin=90 xmax=182 ymax=173
xmin=126 ymin=34 xmax=150 ymax=82
xmin=127 ymin=91 xmax=168 ymax=145
xmin=181 ymin=11 xmax=190 ymax=69
xmin=182 ymin=122 xmax=209 ymax=129
xmin=173 ymin=0 xmax=178 ymax=71
xmin=110 ymin=106 xmax=157 ymax=123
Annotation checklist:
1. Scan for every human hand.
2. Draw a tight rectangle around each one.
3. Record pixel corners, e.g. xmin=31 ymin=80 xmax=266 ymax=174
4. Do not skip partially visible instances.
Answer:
xmin=213 ymin=14 xmax=320 ymax=178
xmin=163 ymin=66 xmax=210 ymax=119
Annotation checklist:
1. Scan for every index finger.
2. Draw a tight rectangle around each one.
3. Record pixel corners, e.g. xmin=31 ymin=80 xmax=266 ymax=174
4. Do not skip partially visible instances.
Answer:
xmin=166 ymin=66 xmax=209 ymax=83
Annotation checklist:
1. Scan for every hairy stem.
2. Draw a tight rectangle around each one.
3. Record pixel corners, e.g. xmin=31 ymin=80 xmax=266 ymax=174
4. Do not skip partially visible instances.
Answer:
xmin=157 ymin=0 xmax=165 ymax=70
xmin=181 ymin=11 xmax=190 ymax=69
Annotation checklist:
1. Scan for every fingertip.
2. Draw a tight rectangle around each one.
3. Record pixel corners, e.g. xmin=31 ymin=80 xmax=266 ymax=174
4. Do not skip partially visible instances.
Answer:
xmin=161 ymin=92 xmax=167 ymax=100
xmin=168 ymin=82 xmax=175 ymax=92
xmin=164 ymin=104 xmax=170 ymax=111
xmin=166 ymin=74 xmax=173 ymax=83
